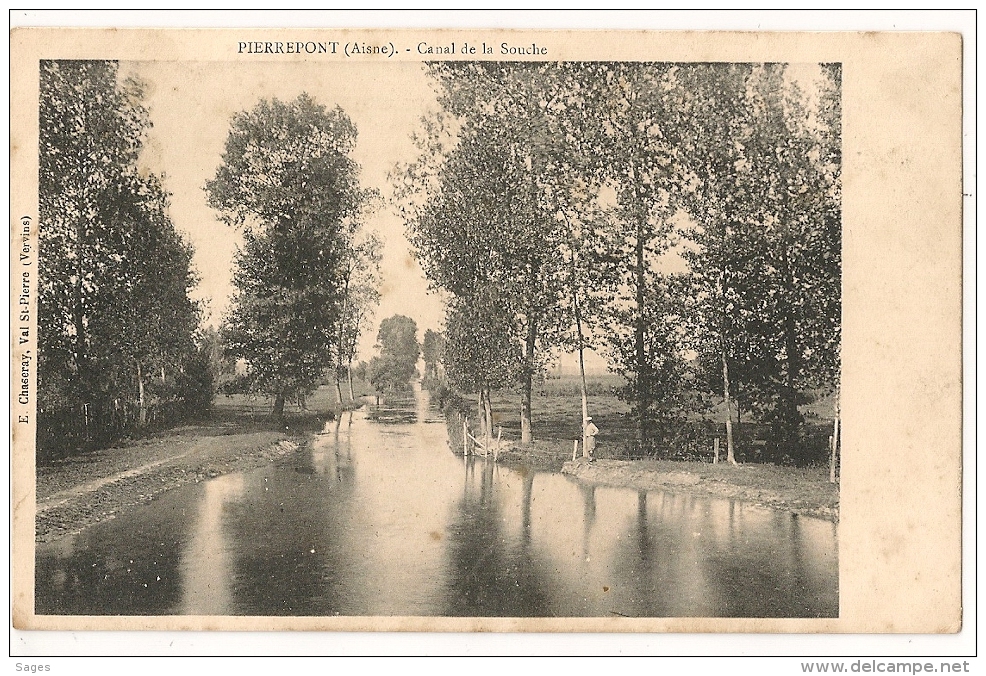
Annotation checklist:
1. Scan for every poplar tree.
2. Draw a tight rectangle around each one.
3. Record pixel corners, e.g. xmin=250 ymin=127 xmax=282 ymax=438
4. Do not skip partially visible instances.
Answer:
xmin=206 ymin=94 xmax=368 ymax=417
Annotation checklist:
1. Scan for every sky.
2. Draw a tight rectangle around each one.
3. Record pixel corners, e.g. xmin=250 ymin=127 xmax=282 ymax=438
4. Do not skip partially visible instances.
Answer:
xmin=121 ymin=60 xmax=447 ymax=361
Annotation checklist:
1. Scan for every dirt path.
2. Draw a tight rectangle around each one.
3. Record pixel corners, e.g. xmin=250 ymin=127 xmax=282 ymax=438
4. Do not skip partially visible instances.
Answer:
xmin=35 ymin=425 xmax=301 ymax=544
xmin=37 ymin=454 xmax=187 ymax=514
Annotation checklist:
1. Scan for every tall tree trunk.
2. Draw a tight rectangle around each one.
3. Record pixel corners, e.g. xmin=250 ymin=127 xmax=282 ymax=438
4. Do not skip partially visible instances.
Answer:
xmin=137 ymin=362 xmax=146 ymax=427
xmin=570 ymin=250 xmax=589 ymax=457
xmin=476 ymin=391 xmax=484 ymax=438
xmin=521 ymin=315 xmax=535 ymax=444
xmin=476 ymin=391 xmax=484 ymax=441
xmin=634 ymin=216 xmax=647 ymax=445
xmin=337 ymin=273 xmax=351 ymax=400
xmin=717 ymin=268 xmax=736 ymax=464
xmin=482 ymin=388 xmax=493 ymax=456
xmin=722 ymin=346 xmax=736 ymax=465
xmin=779 ymin=252 xmax=802 ymax=451
xmin=830 ymin=387 xmax=840 ymax=483
xmin=784 ymin=310 xmax=801 ymax=439
xmin=575 ymin=303 xmax=589 ymax=458
xmin=272 ymin=391 xmax=286 ymax=419
xmin=347 ymin=362 xmax=356 ymax=401
xmin=72 ymin=238 xmax=89 ymax=404
xmin=576 ymin=322 xmax=589 ymax=459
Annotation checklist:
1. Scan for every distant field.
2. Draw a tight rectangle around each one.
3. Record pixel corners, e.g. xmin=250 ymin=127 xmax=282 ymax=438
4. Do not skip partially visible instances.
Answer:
xmin=453 ymin=385 xmax=632 ymax=450
xmin=214 ymin=380 xmax=374 ymax=418
xmin=537 ymin=372 xmax=626 ymax=398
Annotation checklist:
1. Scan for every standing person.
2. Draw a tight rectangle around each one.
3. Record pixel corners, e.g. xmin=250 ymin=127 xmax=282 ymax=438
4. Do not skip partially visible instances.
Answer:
xmin=584 ymin=416 xmax=599 ymax=460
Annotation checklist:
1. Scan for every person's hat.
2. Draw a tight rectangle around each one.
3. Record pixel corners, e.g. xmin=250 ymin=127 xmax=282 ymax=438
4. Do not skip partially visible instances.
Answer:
xmin=586 ymin=416 xmax=592 ymax=421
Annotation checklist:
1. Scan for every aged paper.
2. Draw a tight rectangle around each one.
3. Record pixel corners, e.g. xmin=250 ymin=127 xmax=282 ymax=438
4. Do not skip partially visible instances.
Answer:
xmin=10 ymin=27 xmax=962 ymax=635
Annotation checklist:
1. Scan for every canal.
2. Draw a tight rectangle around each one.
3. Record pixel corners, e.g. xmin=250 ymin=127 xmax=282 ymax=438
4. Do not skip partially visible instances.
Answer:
xmin=36 ymin=388 xmax=838 ymax=617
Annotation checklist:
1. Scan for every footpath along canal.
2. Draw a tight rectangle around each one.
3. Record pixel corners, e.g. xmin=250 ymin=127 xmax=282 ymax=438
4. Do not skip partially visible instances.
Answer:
xmin=36 ymin=388 xmax=837 ymax=617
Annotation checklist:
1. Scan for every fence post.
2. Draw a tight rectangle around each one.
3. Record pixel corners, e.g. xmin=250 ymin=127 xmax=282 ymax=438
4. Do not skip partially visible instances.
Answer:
xmin=828 ymin=434 xmax=836 ymax=483
xmin=573 ymin=440 xmax=579 ymax=462
xmin=714 ymin=437 xmax=720 ymax=464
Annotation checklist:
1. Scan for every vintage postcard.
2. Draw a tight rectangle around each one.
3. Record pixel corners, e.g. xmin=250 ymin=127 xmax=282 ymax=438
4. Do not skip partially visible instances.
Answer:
xmin=10 ymin=26 xmax=962 ymax=635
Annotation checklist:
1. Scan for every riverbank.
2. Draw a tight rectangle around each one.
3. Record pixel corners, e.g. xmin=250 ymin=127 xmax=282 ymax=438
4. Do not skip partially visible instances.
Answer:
xmin=35 ymin=423 xmax=301 ymax=544
xmin=491 ymin=440 xmax=838 ymax=521
xmin=445 ymin=380 xmax=839 ymax=521
xmin=33 ymin=386 xmax=365 ymax=544
xmin=562 ymin=457 xmax=839 ymax=521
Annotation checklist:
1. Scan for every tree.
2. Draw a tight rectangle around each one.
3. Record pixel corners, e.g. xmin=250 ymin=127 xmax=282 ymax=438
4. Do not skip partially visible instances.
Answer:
xmin=442 ymin=293 xmax=518 ymax=444
xmin=369 ymin=314 xmax=420 ymax=392
xmin=422 ymin=329 xmax=446 ymax=383
xmin=39 ymin=59 xmax=146 ymax=413
xmin=334 ymin=230 xmax=382 ymax=402
xmin=399 ymin=63 xmax=586 ymax=445
xmin=677 ymin=63 xmax=841 ymax=461
xmin=38 ymin=60 xmax=203 ymax=454
xmin=578 ymin=62 xmax=690 ymax=447
xmin=673 ymin=63 xmax=763 ymax=464
xmin=739 ymin=63 xmax=842 ymax=455
xmin=206 ymin=94 xmax=368 ymax=417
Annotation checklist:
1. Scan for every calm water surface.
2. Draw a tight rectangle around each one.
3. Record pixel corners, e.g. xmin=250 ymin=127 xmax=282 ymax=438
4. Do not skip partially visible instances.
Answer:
xmin=36 ymin=389 xmax=838 ymax=617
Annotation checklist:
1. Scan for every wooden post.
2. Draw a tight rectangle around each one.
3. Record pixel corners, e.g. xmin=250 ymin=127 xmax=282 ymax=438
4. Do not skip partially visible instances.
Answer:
xmin=495 ymin=426 xmax=502 ymax=461
xmin=829 ymin=435 xmax=836 ymax=484
xmin=137 ymin=362 xmax=146 ymax=427
xmin=573 ymin=440 xmax=579 ymax=462
xmin=830 ymin=395 xmax=840 ymax=484
xmin=483 ymin=390 xmax=491 ymax=458
xmin=463 ymin=418 xmax=469 ymax=456
xmin=714 ymin=437 xmax=720 ymax=464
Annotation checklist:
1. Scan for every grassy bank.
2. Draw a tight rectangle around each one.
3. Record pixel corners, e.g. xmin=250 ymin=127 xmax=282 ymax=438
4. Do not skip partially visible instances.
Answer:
xmin=448 ymin=374 xmax=837 ymax=467
xmin=441 ymin=375 xmax=839 ymax=520
xmin=562 ymin=458 xmax=839 ymax=521
xmin=213 ymin=380 xmax=371 ymax=423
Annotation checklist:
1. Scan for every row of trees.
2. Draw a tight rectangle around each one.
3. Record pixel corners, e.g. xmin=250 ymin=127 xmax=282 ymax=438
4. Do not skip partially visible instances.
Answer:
xmin=38 ymin=60 xmax=210 ymax=458
xmin=38 ymin=62 xmax=383 ymax=458
xmin=396 ymin=62 xmax=841 ymax=462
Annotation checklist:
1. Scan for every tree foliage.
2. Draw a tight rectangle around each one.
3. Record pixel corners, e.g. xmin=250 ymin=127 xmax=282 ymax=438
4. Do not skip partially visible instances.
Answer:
xmin=38 ymin=60 xmax=204 ymax=458
xmin=369 ymin=314 xmax=421 ymax=391
xmin=676 ymin=64 xmax=842 ymax=458
xmin=333 ymin=229 xmax=382 ymax=400
xmin=206 ymin=94 xmax=371 ymax=415
xmin=398 ymin=61 xmax=841 ymax=462
xmin=575 ymin=63 xmax=690 ymax=442
xmin=397 ymin=62 xmax=609 ymax=442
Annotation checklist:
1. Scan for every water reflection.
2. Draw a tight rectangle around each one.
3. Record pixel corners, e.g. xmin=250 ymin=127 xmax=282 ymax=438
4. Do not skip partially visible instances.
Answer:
xmin=36 ymin=389 xmax=837 ymax=617
xmin=179 ymin=473 xmax=244 ymax=615
xmin=36 ymin=492 xmax=191 ymax=615
xmin=441 ymin=457 xmax=551 ymax=616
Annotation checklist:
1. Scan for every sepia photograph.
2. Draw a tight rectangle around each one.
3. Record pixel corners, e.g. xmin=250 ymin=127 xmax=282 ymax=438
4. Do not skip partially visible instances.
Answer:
xmin=10 ymin=20 xmax=963 ymax=643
